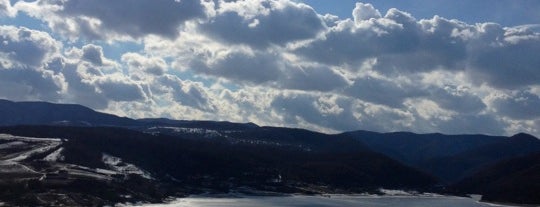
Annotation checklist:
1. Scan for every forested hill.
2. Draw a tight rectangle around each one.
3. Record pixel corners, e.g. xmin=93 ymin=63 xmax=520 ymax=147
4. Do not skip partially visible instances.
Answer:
xmin=0 ymin=99 xmax=539 ymax=206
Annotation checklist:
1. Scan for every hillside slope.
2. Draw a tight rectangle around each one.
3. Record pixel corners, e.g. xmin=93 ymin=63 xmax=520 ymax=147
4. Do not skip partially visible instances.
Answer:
xmin=344 ymin=131 xmax=540 ymax=182
xmin=0 ymin=125 xmax=437 ymax=206
xmin=452 ymin=152 xmax=540 ymax=205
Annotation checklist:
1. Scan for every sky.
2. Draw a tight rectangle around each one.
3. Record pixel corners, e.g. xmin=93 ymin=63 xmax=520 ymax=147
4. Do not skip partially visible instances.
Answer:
xmin=0 ymin=0 xmax=539 ymax=137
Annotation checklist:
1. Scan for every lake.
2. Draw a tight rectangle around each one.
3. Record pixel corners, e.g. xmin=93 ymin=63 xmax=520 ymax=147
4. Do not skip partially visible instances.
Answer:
xmin=121 ymin=195 xmax=513 ymax=207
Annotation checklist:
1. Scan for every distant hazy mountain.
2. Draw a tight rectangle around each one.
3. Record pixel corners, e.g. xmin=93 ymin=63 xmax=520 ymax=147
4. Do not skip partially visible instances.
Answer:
xmin=0 ymin=99 xmax=260 ymax=130
xmin=0 ymin=99 xmax=137 ymax=126
xmin=343 ymin=131 xmax=540 ymax=183
xmin=138 ymin=118 xmax=259 ymax=131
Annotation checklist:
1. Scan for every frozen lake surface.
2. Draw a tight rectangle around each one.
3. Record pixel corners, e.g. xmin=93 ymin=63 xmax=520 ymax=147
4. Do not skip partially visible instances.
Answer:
xmin=122 ymin=195 xmax=512 ymax=207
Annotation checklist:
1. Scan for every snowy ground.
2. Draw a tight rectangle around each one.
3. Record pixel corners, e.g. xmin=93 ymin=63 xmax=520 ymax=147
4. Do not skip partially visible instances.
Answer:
xmin=0 ymin=134 xmax=62 ymax=162
xmin=0 ymin=134 xmax=64 ymax=179
xmin=0 ymin=134 xmax=62 ymax=142
xmin=102 ymin=153 xmax=153 ymax=179
xmin=0 ymin=133 xmax=154 ymax=183
xmin=44 ymin=147 xmax=64 ymax=162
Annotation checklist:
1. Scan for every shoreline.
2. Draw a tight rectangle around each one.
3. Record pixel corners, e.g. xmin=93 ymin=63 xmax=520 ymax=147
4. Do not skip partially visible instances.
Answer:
xmin=479 ymin=200 xmax=539 ymax=207
xmin=185 ymin=192 xmax=540 ymax=207
xmin=119 ymin=194 xmax=524 ymax=207
xmin=167 ymin=189 xmax=536 ymax=207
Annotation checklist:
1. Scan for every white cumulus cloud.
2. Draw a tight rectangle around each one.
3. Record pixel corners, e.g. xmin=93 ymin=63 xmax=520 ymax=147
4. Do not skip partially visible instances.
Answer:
xmin=1 ymin=0 xmax=539 ymax=137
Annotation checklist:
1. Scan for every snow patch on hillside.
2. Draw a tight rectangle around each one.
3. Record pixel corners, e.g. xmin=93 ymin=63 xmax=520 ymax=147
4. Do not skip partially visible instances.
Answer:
xmin=0 ymin=134 xmax=62 ymax=142
xmin=102 ymin=153 xmax=152 ymax=179
xmin=0 ymin=141 xmax=26 ymax=149
xmin=5 ymin=142 xmax=61 ymax=162
xmin=44 ymin=147 xmax=64 ymax=162
xmin=146 ymin=127 xmax=224 ymax=138
xmin=0 ymin=162 xmax=38 ymax=174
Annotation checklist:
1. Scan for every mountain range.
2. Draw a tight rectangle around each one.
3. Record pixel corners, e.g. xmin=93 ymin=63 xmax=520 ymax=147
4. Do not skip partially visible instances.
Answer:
xmin=0 ymin=99 xmax=539 ymax=206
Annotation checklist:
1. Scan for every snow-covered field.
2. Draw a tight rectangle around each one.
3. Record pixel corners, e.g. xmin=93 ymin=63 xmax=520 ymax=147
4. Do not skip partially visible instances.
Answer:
xmin=0 ymin=133 xmax=153 ymax=182
xmin=0 ymin=134 xmax=63 ymax=177
xmin=44 ymin=147 xmax=64 ymax=162
xmin=0 ymin=134 xmax=63 ymax=162
xmin=0 ymin=134 xmax=62 ymax=142
xmin=0 ymin=141 xmax=26 ymax=150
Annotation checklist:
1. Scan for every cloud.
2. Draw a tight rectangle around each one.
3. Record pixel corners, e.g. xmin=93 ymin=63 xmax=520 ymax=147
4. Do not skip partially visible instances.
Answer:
xmin=295 ymin=7 xmax=418 ymax=67
xmin=344 ymin=76 xmax=423 ymax=108
xmin=0 ymin=26 xmax=65 ymax=101
xmin=188 ymin=46 xmax=349 ymax=91
xmin=437 ymin=114 xmax=505 ymax=136
xmin=65 ymin=44 xmax=117 ymax=68
xmin=352 ymin=2 xmax=381 ymax=22
xmin=468 ymin=24 xmax=540 ymax=89
xmin=145 ymin=20 xmax=347 ymax=91
xmin=269 ymin=91 xmax=421 ymax=133
xmin=0 ymin=66 xmax=65 ymax=102
xmin=280 ymin=64 xmax=349 ymax=92
xmin=58 ymin=61 xmax=110 ymax=109
xmin=81 ymin=44 xmax=105 ymax=66
xmin=15 ymin=0 xmax=206 ymax=40
xmin=142 ymin=1 xmax=540 ymax=136
xmin=296 ymin=7 xmax=540 ymax=90
xmin=48 ymin=45 xmax=147 ymax=109
xmin=122 ymin=53 xmax=167 ymax=77
xmin=492 ymin=90 xmax=540 ymax=120
xmin=201 ymin=0 xmax=325 ymax=48
xmin=270 ymin=92 xmax=360 ymax=131
xmin=0 ymin=0 xmax=16 ymax=17
xmin=154 ymin=75 xmax=215 ymax=112
xmin=429 ymin=85 xmax=486 ymax=114
xmin=374 ymin=16 xmax=469 ymax=74
xmin=0 ymin=26 xmax=61 ymax=66
xmin=94 ymin=75 xmax=146 ymax=102
xmin=296 ymin=10 xmax=471 ymax=74
xmin=190 ymin=49 xmax=282 ymax=84
xmin=2 ymin=0 xmax=540 ymax=137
